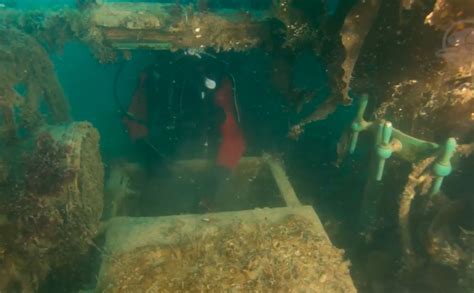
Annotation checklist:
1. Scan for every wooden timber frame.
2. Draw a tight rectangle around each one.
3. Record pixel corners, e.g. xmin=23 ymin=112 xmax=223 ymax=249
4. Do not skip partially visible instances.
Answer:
xmin=90 ymin=1 xmax=275 ymax=51
xmin=97 ymin=154 xmax=357 ymax=291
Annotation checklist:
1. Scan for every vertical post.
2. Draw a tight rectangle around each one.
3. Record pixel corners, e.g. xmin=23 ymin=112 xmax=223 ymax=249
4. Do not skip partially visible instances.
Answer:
xmin=431 ymin=137 xmax=456 ymax=196
xmin=375 ymin=121 xmax=394 ymax=181
xmin=350 ymin=94 xmax=369 ymax=154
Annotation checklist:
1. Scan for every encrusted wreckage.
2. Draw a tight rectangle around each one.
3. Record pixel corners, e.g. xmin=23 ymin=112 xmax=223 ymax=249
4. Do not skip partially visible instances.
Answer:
xmin=0 ymin=123 xmax=104 ymax=292
xmin=0 ymin=13 xmax=102 ymax=293
xmin=0 ymin=1 xmax=352 ymax=291
xmin=0 ymin=29 xmax=69 ymax=138
xmin=0 ymin=0 xmax=473 ymax=291
xmin=333 ymin=1 xmax=474 ymax=290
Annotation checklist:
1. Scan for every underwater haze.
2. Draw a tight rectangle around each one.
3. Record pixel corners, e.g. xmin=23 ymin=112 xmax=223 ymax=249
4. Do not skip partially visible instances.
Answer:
xmin=0 ymin=0 xmax=473 ymax=292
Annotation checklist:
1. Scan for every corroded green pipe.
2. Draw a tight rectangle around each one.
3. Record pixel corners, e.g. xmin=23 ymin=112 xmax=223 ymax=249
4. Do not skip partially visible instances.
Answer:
xmin=431 ymin=137 xmax=456 ymax=195
xmin=349 ymin=94 xmax=439 ymax=162
xmin=350 ymin=94 xmax=369 ymax=154
xmin=375 ymin=121 xmax=395 ymax=181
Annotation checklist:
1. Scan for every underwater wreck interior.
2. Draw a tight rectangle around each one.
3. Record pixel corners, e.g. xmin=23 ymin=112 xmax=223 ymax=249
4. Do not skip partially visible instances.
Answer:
xmin=0 ymin=0 xmax=473 ymax=292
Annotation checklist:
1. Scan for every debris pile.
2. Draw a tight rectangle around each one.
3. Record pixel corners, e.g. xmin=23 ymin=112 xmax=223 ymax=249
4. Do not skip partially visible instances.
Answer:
xmin=98 ymin=215 xmax=354 ymax=292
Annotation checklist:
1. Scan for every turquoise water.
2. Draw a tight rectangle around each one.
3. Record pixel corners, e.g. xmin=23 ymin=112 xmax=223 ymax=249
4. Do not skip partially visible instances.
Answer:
xmin=0 ymin=0 xmax=473 ymax=292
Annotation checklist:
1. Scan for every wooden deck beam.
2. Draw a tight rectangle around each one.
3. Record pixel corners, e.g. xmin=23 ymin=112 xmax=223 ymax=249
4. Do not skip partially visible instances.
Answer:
xmin=89 ymin=2 xmax=274 ymax=51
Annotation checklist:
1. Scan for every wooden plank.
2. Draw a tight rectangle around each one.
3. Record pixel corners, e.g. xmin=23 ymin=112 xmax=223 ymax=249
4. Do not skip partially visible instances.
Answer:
xmin=263 ymin=153 xmax=302 ymax=207
xmin=102 ymin=206 xmax=328 ymax=254
xmin=97 ymin=206 xmax=355 ymax=292
xmin=90 ymin=2 xmax=273 ymax=51
xmin=169 ymin=156 xmax=263 ymax=172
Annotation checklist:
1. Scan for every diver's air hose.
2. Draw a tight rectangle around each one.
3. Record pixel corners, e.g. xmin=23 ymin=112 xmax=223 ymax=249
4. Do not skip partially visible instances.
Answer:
xmin=229 ymin=73 xmax=241 ymax=124
xmin=113 ymin=52 xmax=237 ymax=161
xmin=113 ymin=61 xmax=168 ymax=160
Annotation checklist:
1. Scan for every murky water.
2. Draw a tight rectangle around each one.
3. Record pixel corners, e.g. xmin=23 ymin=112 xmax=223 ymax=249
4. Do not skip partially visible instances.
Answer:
xmin=0 ymin=0 xmax=473 ymax=292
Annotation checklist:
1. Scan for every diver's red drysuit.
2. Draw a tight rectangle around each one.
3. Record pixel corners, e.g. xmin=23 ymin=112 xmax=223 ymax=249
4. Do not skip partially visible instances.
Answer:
xmin=214 ymin=76 xmax=246 ymax=169
xmin=123 ymin=71 xmax=245 ymax=170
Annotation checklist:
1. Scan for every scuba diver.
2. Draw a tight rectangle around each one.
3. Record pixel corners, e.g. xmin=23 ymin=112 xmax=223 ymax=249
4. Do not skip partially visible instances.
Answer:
xmin=120 ymin=50 xmax=246 ymax=211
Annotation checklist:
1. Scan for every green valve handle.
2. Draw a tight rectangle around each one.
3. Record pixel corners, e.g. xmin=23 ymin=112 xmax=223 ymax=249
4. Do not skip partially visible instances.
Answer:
xmin=350 ymin=94 xmax=369 ymax=154
xmin=431 ymin=137 xmax=456 ymax=195
xmin=375 ymin=122 xmax=394 ymax=181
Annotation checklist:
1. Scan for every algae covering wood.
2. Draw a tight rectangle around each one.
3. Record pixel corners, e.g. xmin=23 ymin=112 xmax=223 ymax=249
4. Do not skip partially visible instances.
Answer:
xmin=90 ymin=2 xmax=170 ymax=29
xmin=97 ymin=206 xmax=356 ymax=292
xmin=263 ymin=153 xmax=302 ymax=207
xmin=0 ymin=122 xmax=104 ymax=292
xmin=90 ymin=2 xmax=273 ymax=51
xmin=0 ymin=28 xmax=70 ymax=138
